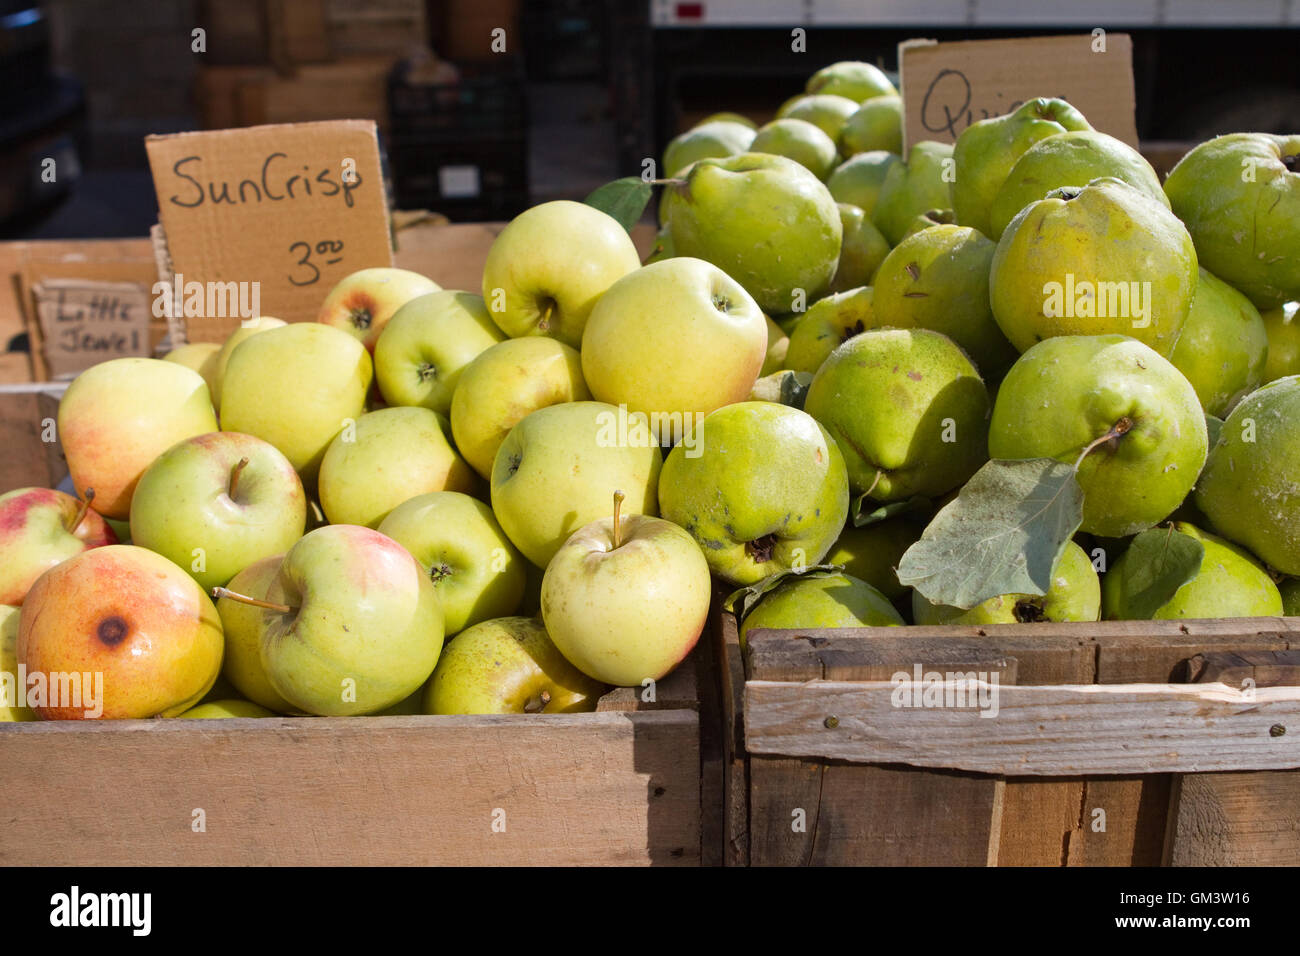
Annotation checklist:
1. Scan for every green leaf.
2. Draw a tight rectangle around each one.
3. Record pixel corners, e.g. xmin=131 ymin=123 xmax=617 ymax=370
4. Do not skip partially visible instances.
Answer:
xmin=896 ymin=458 xmax=1084 ymax=609
xmin=852 ymin=494 xmax=933 ymax=528
xmin=1105 ymin=527 xmax=1205 ymax=620
xmin=723 ymin=564 xmax=842 ymax=622
xmin=583 ymin=177 xmax=654 ymax=232
xmin=1205 ymin=413 xmax=1224 ymax=450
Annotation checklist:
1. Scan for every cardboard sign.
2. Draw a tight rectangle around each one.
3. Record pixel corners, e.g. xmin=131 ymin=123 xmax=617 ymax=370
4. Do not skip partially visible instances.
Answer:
xmin=899 ymin=34 xmax=1138 ymax=154
xmin=145 ymin=120 xmax=393 ymax=341
xmin=33 ymin=280 xmax=153 ymax=379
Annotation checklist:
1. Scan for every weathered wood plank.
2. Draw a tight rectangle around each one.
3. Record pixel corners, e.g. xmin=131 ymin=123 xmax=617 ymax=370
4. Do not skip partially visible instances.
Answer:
xmin=744 ymin=679 xmax=1300 ymax=775
xmin=1165 ymin=771 xmax=1300 ymax=866
xmin=0 ymin=712 xmax=699 ymax=866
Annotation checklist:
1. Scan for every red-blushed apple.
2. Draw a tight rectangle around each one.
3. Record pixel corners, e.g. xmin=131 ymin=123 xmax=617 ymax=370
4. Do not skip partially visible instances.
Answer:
xmin=217 ymin=525 xmax=444 ymax=716
xmin=317 ymin=267 xmax=441 ymax=352
xmin=541 ymin=492 xmax=711 ymax=686
xmin=423 ymin=616 xmax=606 ymax=714
xmin=213 ymin=554 xmax=297 ymax=713
xmin=0 ymin=487 xmax=116 ymax=605
xmin=480 ymin=200 xmax=641 ymax=347
xmin=129 ymin=431 xmax=307 ymax=591
xmin=58 ymin=357 xmax=219 ymax=520
xmin=17 ymin=545 xmax=224 ymax=719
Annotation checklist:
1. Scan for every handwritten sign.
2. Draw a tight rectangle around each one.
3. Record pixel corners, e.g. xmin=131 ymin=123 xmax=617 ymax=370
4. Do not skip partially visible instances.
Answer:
xmin=145 ymin=120 xmax=393 ymax=342
xmin=33 ymin=280 xmax=152 ymax=379
xmin=899 ymin=35 xmax=1138 ymax=155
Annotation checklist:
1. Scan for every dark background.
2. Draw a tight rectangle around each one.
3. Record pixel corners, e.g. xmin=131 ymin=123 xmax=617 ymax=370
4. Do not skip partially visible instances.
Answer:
xmin=2 ymin=0 xmax=1298 ymax=238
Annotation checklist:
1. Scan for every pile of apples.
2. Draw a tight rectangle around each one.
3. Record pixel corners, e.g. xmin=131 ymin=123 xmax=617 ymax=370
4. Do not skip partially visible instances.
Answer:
xmin=4 ymin=60 xmax=1300 ymax=723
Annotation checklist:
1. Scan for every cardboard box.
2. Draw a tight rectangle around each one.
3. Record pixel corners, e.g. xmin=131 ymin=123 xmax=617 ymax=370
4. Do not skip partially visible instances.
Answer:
xmin=195 ymin=57 xmax=397 ymax=132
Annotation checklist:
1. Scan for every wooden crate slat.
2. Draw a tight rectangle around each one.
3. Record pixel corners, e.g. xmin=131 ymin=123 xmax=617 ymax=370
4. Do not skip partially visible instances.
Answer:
xmin=0 ymin=711 xmax=699 ymax=866
xmin=744 ymin=679 xmax=1300 ymax=775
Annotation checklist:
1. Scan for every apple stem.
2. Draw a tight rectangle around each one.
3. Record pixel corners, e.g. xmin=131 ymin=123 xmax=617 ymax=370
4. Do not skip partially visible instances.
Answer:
xmin=228 ymin=457 xmax=251 ymax=501
xmin=524 ymin=690 xmax=552 ymax=714
xmin=612 ymin=489 xmax=625 ymax=550
xmin=68 ymin=488 xmax=95 ymax=534
xmin=210 ymin=586 xmax=293 ymax=614
xmin=649 ymin=177 xmax=686 ymax=187
xmin=1073 ymin=417 xmax=1135 ymax=470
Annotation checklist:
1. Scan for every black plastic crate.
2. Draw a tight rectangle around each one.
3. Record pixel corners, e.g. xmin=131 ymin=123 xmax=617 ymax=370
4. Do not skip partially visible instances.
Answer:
xmin=389 ymin=134 xmax=529 ymax=222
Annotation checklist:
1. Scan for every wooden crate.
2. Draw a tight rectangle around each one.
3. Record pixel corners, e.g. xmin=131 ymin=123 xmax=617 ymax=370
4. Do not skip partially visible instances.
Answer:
xmin=716 ymin=610 xmax=1300 ymax=866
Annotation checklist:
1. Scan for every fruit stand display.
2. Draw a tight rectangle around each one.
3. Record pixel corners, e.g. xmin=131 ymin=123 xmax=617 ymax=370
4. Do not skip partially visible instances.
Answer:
xmin=2 ymin=39 xmax=1299 ymax=869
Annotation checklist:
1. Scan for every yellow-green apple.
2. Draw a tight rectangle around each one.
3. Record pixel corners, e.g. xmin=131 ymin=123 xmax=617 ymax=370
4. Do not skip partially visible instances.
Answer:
xmin=1102 ymin=523 xmax=1282 ymax=619
xmin=219 ymin=322 xmax=372 ymax=483
xmin=450 ymin=337 xmax=590 ymax=479
xmin=914 ymin=540 xmax=1100 ymax=624
xmin=0 ymin=488 xmax=116 ymax=605
xmin=988 ymin=130 xmax=1167 ymax=240
xmin=783 ymin=286 xmax=878 ymax=374
xmin=1195 ymin=376 xmax=1300 ymax=574
xmin=481 ymin=200 xmax=640 ymax=347
xmin=740 ymin=572 xmax=903 ymax=648
xmin=804 ymin=328 xmax=990 ymax=500
xmin=762 ymin=314 xmax=790 ymax=375
xmin=806 ymin=61 xmax=897 ymax=103
xmin=128 ymin=431 xmax=306 ymax=591
xmin=696 ymin=112 xmax=757 ymax=129
xmin=18 ymin=545 xmax=223 ymax=719
xmin=214 ymin=554 xmax=296 ymax=713
xmin=1169 ymin=268 xmax=1268 ymax=417
xmin=664 ymin=153 xmax=842 ymax=314
xmin=423 ymin=616 xmax=605 ymax=714
xmin=233 ymin=525 xmax=443 ymax=716
xmin=317 ymin=267 xmax=440 ymax=352
xmin=581 ymin=257 xmax=767 ymax=433
xmin=210 ymin=316 xmax=285 ymax=409
xmin=750 ymin=118 xmax=839 ymax=180
xmin=662 ymin=120 xmax=756 ymax=177
xmin=177 ymin=699 xmax=276 ymax=718
xmin=163 ymin=341 xmax=221 ymax=394
xmin=825 ymin=516 xmax=924 ymax=602
xmin=827 ymin=150 xmax=901 ymax=217
xmin=1261 ymin=301 xmax=1300 ymax=383
xmin=541 ymin=495 xmax=711 ymax=686
xmin=1164 ymin=134 xmax=1300 ymax=308
xmin=373 ymin=290 xmax=504 ymax=414
xmin=838 ymin=95 xmax=903 ymax=156
xmin=831 ymin=203 xmax=890 ymax=292
xmin=989 ymin=178 xmax=1198 ymax=356
xmin=490 ymin=401 xmax=661 ymax=568
xmin=659 ymin=401 xmax=849 ymax=585
xmin=318 ymin=406 xmax=477 ymax=528
xmin=871 ymin=141 xmax=955 ymax=246
xmin=872 ymin=224 xmax=1019 ymax=379
xmin=377 ymin=491 xmax=526 ymax=636
xmin=59 ymin=358 xmax=218 ymax=520
xmin=776 ymin=93 xmax=859 ymax=144
xmin=991 ymin=334 xmax=1207 ymax=537
xmin=0 ymin=605 xmax=36 ymax=721
xmin=950 ymin=97 xmax=1092 ymax=237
